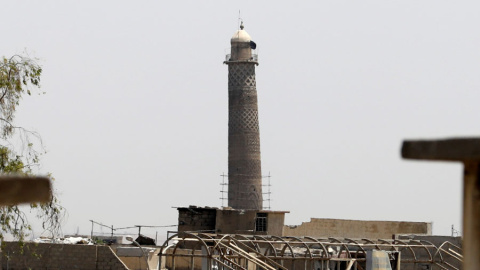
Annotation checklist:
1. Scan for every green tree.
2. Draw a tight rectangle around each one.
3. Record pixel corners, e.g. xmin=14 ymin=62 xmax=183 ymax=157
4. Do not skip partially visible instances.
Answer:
xmin=0 ymin=55 xmax=63 ymax=242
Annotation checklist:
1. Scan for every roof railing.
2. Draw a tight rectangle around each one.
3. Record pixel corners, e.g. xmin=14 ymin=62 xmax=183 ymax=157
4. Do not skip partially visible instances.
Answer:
xmin=225 ymin=53 xmax=258 ymax=62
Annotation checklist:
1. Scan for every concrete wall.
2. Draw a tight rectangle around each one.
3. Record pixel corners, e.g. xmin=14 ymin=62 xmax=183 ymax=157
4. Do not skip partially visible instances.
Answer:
xmin=215 ymin=209 xmax=286 ymax=236
xmin=163 ymin=248 xmax=203 ymax=270
xmin=283 ymin=218 xmax=432 ymax=239
xmin=1 ymin=242 xmax=128 ymax=270
xmin=267 ymin=212 xmax=286 ymax=236
xmin=216 ymin=209 xmax=257 ymax=234
xmin=114 ymin=246 xmax=159 ymax=270
xmin=177 ymin=207 xmax=287 ymax=236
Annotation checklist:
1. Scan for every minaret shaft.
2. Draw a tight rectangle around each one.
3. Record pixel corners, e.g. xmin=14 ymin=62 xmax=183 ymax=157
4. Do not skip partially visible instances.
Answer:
xmin=226 ymin=24 xmax=263 ymax=210
xmin=228 ymin=63 xmax=262 ymax=209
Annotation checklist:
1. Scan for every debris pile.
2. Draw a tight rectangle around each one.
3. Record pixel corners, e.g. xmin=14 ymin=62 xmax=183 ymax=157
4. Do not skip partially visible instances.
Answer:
xmin=33 ymin=236 xmax=94 ymax=245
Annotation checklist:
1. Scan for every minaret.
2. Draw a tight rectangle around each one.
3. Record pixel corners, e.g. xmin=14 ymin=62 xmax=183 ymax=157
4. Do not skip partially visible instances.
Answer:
xmin=224 ymin=22 xmax=263 ymax=210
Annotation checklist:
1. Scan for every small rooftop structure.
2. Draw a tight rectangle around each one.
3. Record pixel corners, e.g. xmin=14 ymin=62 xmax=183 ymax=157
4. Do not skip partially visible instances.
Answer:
xmin=177 ymin=206 xmax=289 ymax=236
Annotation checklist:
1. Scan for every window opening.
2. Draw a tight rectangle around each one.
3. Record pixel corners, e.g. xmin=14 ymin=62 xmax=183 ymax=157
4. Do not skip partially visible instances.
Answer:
xmin=255 ymin=213 xmax=267 ymax=232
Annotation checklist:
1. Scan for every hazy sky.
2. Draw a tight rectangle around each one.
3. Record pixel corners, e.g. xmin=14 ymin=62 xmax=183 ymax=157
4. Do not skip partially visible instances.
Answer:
xmin=2 ymin=1 xmax=479 ymax=241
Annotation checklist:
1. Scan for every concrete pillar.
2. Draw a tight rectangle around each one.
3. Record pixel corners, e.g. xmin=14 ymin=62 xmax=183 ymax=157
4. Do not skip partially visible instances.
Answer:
xmin=402 ymin=138 xmax=480 ymax=270
xmin=462 ymin=161 xmax=480 ymax=268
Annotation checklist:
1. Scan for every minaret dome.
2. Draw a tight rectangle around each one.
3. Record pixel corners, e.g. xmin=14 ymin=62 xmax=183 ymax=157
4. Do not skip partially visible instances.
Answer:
xmin=230 ymin=22 xmax=256 ymax=61
xmin=231 ymin=22 xmax=252 ymax=43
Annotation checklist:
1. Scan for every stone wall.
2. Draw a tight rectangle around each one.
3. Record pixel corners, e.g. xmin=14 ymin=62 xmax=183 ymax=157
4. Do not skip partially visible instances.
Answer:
xmin=177 ymin=206 xmax=216 ymax=232
xmin=1 ymin=242 xmax=128 ymax=270
xmin=284 ymin=218 xmax=432 ymax=239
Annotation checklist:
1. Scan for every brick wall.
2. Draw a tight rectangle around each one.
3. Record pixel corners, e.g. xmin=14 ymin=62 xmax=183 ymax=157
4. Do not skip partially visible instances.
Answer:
xmin=1 ymin=242 xmax=129 ymax=270
xmin=284 ymin=218 xmax=432 ymax=239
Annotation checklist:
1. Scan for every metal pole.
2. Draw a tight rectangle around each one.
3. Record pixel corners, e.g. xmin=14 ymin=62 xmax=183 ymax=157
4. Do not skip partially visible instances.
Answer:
xmin=134 ymin=240 xmax=150 ymax=270
xmin=90 ymin=220 xmax=94 ymax=239
xmin=128 ymin=237 xmax=150 ymax=270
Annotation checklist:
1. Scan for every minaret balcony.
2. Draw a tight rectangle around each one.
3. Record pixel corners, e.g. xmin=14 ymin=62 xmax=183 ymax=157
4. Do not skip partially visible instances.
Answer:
xmin=225 ymin=52 xmax=258 ymax=64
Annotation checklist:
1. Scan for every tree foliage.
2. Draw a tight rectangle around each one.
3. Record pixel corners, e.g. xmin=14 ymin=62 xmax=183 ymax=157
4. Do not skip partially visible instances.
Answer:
xmin=0 ymin=55 xmax=63 ymax=242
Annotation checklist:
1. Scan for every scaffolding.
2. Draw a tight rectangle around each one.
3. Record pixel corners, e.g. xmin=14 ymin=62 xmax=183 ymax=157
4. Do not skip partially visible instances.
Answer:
xmin=220 ymin=173 xmax=273 ymax=210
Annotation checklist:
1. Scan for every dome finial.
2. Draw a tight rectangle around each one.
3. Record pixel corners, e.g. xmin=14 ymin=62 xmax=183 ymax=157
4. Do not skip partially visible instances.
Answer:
xmin=240 ymin=21 xmax=244 ymax=30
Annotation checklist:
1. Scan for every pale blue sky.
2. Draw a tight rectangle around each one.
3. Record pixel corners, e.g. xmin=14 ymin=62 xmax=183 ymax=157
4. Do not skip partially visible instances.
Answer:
xmin=2 ymin=1 xmax=478 ymax=240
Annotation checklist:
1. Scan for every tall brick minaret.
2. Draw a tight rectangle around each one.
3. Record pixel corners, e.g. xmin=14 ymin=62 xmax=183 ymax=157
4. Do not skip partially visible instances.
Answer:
xmin=224 ymin=22 xmax=263 ymax=210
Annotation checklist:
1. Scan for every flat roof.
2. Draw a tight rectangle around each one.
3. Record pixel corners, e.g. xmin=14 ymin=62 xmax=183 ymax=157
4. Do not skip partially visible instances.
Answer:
xmin=175 ymin=205 xmax=289 ymax=213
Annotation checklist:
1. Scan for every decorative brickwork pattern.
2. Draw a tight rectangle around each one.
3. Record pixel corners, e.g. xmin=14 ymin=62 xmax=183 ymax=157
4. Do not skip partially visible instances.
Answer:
xmin=228 ymin=64 xmax=256 ymax=90
xmin=1 ymin=242 xmax=128 ymax=270
xmin=228 ymin=109 xmax=259 ymax=132
xmin=227 ymin=60 xmax=263 ymax=210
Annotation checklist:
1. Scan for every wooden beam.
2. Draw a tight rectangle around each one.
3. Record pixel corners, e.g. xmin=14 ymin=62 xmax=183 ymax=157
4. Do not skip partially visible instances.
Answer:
xmin=0 ymin=176 xmax=51 ymax=205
